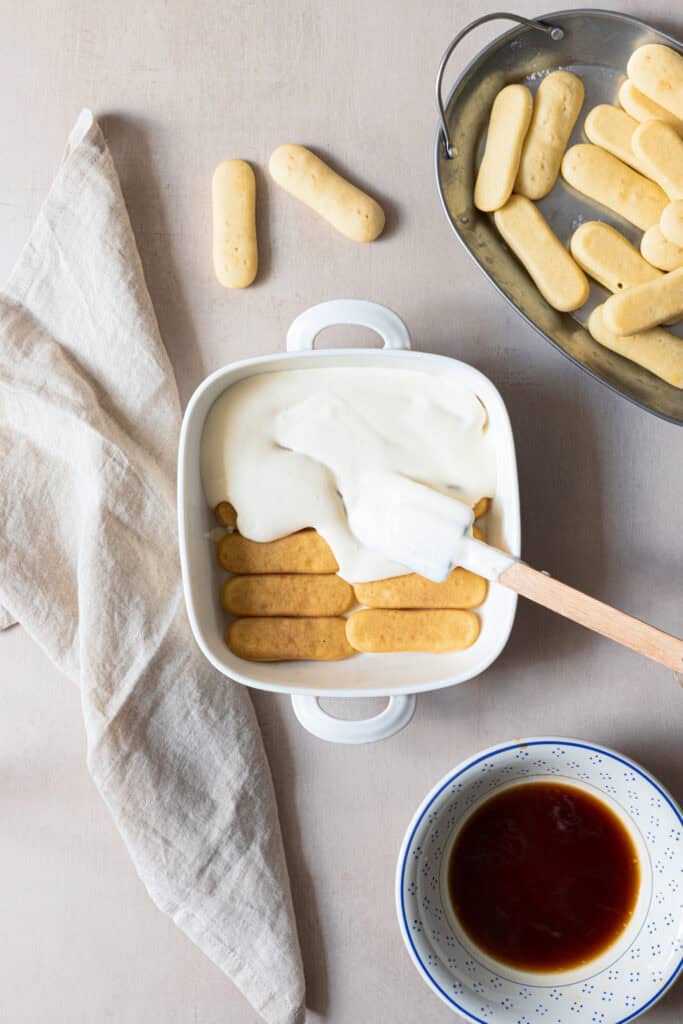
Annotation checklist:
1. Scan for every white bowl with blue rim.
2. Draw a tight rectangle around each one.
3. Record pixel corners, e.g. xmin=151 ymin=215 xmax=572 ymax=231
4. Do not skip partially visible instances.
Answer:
xmin=396 ymin=737 xmax=683 ymax=1023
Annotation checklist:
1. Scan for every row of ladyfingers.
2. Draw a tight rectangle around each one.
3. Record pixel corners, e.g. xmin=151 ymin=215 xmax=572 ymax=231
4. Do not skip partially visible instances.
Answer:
xmin=214 ymin=501 xmax=490 ymax=661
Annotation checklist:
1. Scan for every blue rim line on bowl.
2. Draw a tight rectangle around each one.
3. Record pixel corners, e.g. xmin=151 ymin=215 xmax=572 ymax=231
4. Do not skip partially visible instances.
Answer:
xmin=397 ymin=738 xmax=683 ymax=1023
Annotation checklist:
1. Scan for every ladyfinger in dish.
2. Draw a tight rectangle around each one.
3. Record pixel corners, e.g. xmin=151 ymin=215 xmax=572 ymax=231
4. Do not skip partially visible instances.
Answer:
xmin=217 ymin=529 xmax=339 ymax=574
xmin=353 ymin=568 xmax=487 ymax=610
xmin=214 ymin=502 xmax=238 ymax=529
xmin=227 ymin=617 xmax=355 ymax=661
xmin=346 ymin=609 xmax=480 ymax=654
xmin=222 ymin=574 xmax=353 ymax=617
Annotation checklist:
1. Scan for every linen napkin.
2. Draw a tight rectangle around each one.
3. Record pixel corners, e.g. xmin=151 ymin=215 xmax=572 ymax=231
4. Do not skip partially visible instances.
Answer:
xmin=0 ymin=109 xmax=304 ymax=1024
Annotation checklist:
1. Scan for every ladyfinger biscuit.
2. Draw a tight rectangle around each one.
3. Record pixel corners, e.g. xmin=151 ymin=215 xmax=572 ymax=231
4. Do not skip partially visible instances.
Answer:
xmin=515 ymin=71 xmax=584 ymax=200
xmin=588 ymin=305 xmax=683 ymax=389
xmin=632 ymin=121 xmax=683 ymax=201
xmin=268 ymin=145 xmax=384 ymax=243
xmin=660 ymin=200 xmax=683 ymax=248
xmin=602 ymin=266 xmax=683 ymax=335
xmin=641 ymin=225 xmax=683 ymax=272
xmin=493 ymin=195 xmax=589 ymax=312
xmin=212 ymin=160 xmax=257 ymax=288
xmin=618 ymin=80 xmax=683 ymax=135
xmin=472 ymin=524 xmax=485 ymax=542
xmin=627 ymin=45 xmax=683 ymax=122
xmin=346 ymin=609 xmax=480 ymax=654
xmin=222 ymin=574 xmax=353 ymax=617
xmin=217 ymin=529 xmax=339 ymax=574
xmin=473 ymin=496 xmax=490 ymax=520
xmin=214 ymin=502 xmax=237 ymax=529
xmin=227 ymin=617 xmax=355 ymax=661
xmin=352 ymin=568 xmax=487 ymax=610
xmin=583 ymin=105 xmax=653 ymax=179
xmin=570 ymin=221 xmax=661 ymax=292
xmin=561 ymin=145 xmax=667 ymax=231
xmin=474 ymin=84 xmax=533 ymax=212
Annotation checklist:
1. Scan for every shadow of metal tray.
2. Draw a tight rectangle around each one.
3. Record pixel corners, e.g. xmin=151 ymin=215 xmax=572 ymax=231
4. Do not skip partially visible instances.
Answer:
xmin=435 ymin=8 xmax=683 ymax=424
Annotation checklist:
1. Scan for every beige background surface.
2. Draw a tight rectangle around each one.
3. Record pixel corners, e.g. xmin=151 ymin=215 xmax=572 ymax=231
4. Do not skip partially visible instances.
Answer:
xmin=1 ymin=1 xmax=682 ymax=1021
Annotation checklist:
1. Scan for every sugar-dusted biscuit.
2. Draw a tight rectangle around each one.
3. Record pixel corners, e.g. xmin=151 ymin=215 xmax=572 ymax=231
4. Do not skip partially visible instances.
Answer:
xmin=627 ymin=45 xmax=683 ymax=122
xmin=353 ymin=567 xmax=487 ymax=610
xmin=632 ymin=121 xmax=683 ymax=201
xmin=222 ymin=573 xmax=353 ymax=617
xmin=641 ymin=225 xmax=683 ymax=272
xmin=561 ymin=145 xmax=667 ymax=231
xmin=618 ymin=79 xmax=683 ymax=135
xmin=474 ymin=84 xmax=533 ymax=212
xmin=602 ymin=266 xmax=683 ymax=335
xmin=268 ymin=144 xmax=384 ymax=242
xmin=472 ymin=496 xmax=490 ymax=520
xmin=346 ymin=608 xmax=480 ymax=654
xmin=214 ymin=501 xmax=237 ymax=529
xmin=515 ymin=71 xmax=584 ymax=200
xmin=570 ymin=221 xmax=661 ymax=292
xmin=588 ymin=305 xmax=683 ymax=389
xmin=217 ymin=529 xmax=338 ymax=574
xmin=212 ymin=160 xmax=257 ymax=288
xmin=660 ymin=200 xmax=683 ymax=248
xmin=472 ymin=524 xmax=485 ymax=542
xmin=583 ymin=104 xmax=653 ymax=179
xmin=227 ymin=617 xmax=355 ymax=661
xmin=493 ymin=195 xmax=589 ymax=312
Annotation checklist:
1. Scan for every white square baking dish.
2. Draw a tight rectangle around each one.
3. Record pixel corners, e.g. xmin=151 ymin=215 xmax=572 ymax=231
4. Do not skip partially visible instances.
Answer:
xmin=178 ymin=300 xmax=521 ymax=742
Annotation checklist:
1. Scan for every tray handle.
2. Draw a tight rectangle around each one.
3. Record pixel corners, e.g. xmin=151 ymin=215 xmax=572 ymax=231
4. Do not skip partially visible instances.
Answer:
xmin=436 ymin=12 xmax=565 ymax=159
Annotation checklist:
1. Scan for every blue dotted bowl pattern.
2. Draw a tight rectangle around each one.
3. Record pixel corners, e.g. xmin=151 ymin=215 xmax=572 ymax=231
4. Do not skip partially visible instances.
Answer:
xmin=398 ymin=740 xmax=682 ymax=1024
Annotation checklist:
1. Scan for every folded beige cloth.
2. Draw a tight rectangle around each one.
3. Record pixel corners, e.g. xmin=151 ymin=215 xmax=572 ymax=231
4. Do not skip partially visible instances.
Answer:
xmin=0 ymin=109 xmax=304 ymax=1024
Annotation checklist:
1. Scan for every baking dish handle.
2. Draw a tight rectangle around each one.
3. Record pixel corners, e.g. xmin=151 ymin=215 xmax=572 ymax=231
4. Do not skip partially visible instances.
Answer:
xmin=436 ymin=12 xmax=565 ymax=159
xmin=286 ymin=299 xmax=411 ymax=351
xmin=290 ymin=694 xmax=416 ymax=744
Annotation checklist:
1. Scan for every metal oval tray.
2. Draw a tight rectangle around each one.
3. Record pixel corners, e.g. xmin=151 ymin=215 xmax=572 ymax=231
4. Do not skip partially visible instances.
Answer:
xmin=435 ymin=8 xmax=683 ymax=424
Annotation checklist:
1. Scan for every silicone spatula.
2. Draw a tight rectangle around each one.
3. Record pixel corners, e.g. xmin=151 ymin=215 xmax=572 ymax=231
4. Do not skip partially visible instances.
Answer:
xmin=348 ymin=472 xmax=683 ymax=674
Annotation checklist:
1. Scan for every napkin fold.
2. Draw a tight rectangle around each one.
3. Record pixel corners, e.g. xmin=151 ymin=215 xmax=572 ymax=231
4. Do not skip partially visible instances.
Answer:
xmin=0 ymin=109 xmax=304 ymax=1024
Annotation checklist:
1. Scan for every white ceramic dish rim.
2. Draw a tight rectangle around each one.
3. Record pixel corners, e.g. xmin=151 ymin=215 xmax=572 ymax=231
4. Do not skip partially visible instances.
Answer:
xmin=396 ymin=736 xmax=683 ymax=1023
xmin=177 ymin=300 xmax=521 ymax=742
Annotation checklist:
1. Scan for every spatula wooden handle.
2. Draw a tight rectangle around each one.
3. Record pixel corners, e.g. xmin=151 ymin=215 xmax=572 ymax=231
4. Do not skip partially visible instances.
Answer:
xmin=500 ymin=561 xmax=683 ymax=674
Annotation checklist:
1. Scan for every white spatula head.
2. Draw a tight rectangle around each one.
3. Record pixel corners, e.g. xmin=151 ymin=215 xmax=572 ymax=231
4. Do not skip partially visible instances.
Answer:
xmin=344 ymin=471 xmax=475 ymax=582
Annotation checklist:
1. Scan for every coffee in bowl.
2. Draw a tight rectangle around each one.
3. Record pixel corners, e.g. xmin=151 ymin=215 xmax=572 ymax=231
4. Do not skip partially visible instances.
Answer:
xmin=446 ymin=780 xmax=640 ymax=973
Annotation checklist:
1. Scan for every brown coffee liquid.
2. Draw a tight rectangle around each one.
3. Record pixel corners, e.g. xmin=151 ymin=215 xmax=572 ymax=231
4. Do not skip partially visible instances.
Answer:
xmin=448 ymin=781 xmax=640 ymax=972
